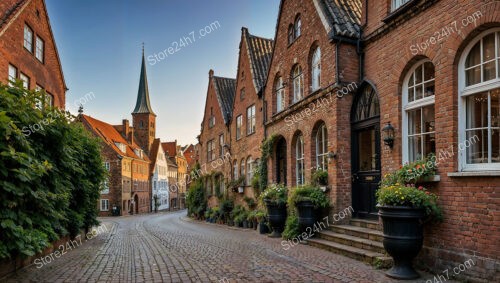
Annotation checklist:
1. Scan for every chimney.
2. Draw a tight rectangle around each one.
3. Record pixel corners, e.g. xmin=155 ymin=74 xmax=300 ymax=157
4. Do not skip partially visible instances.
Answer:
xmin=209 ymin=69 xmax=214 ymax=78
xmin=122 ymin=119 xmax=130 ymax=138
xmin=128 ymin=131 xmax=134 ymax=145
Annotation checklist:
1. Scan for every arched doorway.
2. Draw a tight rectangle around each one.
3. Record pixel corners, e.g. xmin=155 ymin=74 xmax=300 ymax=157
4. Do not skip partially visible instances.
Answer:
xmin=275 ymin=137 xmax=287 ymax=185
xmin=134 ymin=194 xmax=139 ymax=214
xmin=351 ymin=83 xmax=381 ymax=219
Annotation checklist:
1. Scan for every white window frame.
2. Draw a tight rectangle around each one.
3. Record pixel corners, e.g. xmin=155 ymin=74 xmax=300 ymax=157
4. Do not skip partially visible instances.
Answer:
xmin=101 ymin=180 xmax=109 ymax=194
xmin=24 ymin=25 xmax=33 ymax=52
xmin=294 ymin=16 xmax=301 ymax=38
xmin=246 ymin=105 xmax=256 ymax=135
xmin=276 ymin=76 xmax=285 ymax=112
xmin=246 ymin=157 xmax=253 ymax=184
xmin=402 ymin=59 xmax=436 ymax=163
xmin=391 ymin=0 xmax=411 ymax=11
xmin=316 ymin=123 xmax=328 ymax=170
xmin=8 ymin=64 xmax=17 ymax=86
xmin=236 ymin=115 xmax=242 ymax=140
xmin=292 ymin=65 xmax=304 ymax=103
xmin=35 ymin=36 xmax=44 ymax=62
xmin=219 ymin=134 xmax=224 ymax=157
xmin=19 ymin=73 xmax=29 ymax=89
xmin=240 ymin=159 xmax=245 ymax=184
xmin=312 ymin=47 xmax=321 ymax=91
xmin=458 ymin=28 xmax=500 ymax=171
xmin=100 ymin=199 xmax=109 ymax=211
xmin=233 ymin=161 xmax=238 ymax=179
xmin=296 ymin=135 xmax=305 ymax=185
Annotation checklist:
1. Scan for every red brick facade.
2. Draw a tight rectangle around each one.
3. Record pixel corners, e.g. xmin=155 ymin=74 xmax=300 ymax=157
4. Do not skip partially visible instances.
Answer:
xmin=0 ymin=0 xmax=66 ymax=108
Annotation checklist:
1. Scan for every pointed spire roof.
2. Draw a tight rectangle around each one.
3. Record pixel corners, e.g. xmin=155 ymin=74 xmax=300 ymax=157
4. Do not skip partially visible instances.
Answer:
xmin=132 ymin=46 xmax=155 ymax=115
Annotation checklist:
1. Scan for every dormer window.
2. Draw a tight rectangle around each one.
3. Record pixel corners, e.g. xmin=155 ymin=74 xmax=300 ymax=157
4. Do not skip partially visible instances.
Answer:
xmin=115 ymin=142 xmax=126 ymax=153
xmin=134 ymin=148 xmax=143 ymax=159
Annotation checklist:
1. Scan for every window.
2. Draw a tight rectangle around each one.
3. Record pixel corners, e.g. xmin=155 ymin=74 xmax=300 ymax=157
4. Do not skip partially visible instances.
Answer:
xmin=459 ymin=29 xmax=500 ymax=170
xmin=104 ymin=162 xmax=110 ymax=171
xmin=115 ymin=142 xmax=126 ymax=153
xmin=294 ymin=16 xmax=301 ymax=39
xmin=240 ymin=88 xmax=245 ymax=101
xmin=209 ymin=107 xmax=215 ymax=128
xmin=100 ymin=199 xmax=109 ymax=211
xmin=35 ymin=85 xmax=43 ymax=109
xmin=219 ymin=134 xmax=224 ymax=157
xmin=296 ymin=135 xmax=305 ymax=185
xmin=275 ymin=76 xmax=285 ymax=112
xmin=316 ymin=123 xmax=328 ymax=170
xmin=240 ymin=159 xmax=245 ymax=185
xmin=101 ymin=180 xmax=109 ymax=194
xmin=233 ymin=160 xmax=238 ymax=179
xmin=8 ymin=64 xmax=17 ymax=86
xmin=236 ymin=115 xmax=242 ymax=140
xmin=392 ymin=0 xmax=411 ymax=11
xmin=247 ymin=105 xmax=256 ymax=135
xmin=312 ymin=47 xmax=321 ymax=91
xmin=246 ymin=157 xmax=253 ymax=185
xmin=403 ymin=60 xmax=436 ymax=162
xmin=19 ymin=73 xmax=29 ymax=89
xmin=207 ymin=139 xmax=215 ymax=161
xmin=24 ymin=25 xmax=33 ymax=52
xmin=288 ymin=24 xmax=294 ymax=44
xmin=35 ymin=36 xmax=44 ymax=62
xmin=292 ymin=65 xmax=304 ymax=103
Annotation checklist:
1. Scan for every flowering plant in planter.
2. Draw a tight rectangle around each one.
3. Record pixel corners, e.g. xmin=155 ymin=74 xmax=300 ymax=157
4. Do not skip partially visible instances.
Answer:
xmin=376 ymin=184 xmax=442 ymax=221
xmin=260 ymin=183 xmax=287 ymax=205
xmin=289 ymin=185 xmax=330 ymax=209
xmin=381 ymin=154 xmax=437 ymax=186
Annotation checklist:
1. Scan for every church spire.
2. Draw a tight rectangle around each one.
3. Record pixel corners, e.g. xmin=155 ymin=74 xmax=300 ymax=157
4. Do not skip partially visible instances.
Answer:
xmin=132 ymin=46 xmax=155 ymax=115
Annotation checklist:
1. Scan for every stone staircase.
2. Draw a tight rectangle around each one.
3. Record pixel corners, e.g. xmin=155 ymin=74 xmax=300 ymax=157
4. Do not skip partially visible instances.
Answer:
xmin=307 ymin=219 xmax=392 ymax=268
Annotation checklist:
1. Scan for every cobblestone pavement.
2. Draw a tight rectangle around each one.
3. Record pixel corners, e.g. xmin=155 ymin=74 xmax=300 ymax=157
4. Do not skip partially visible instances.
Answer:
xmin=4 ymin=210 xmax=447 ymax=283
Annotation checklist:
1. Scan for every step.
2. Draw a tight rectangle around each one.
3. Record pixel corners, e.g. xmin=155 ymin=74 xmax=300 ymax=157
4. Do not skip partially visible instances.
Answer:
xmin=330 ymin=225 xmax=384 ymax=242
xmin=307 ymin=238 xmax=392 ymax=268
xmin=349 ymin=219 xmax=381 ymax=231
xmin=317 ymin=230 xmax=385 ymax=254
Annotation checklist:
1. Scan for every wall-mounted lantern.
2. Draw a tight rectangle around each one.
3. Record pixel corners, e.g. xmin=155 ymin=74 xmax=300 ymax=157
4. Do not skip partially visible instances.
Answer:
xmin=382 ymin=122 xmax=395 ymax=149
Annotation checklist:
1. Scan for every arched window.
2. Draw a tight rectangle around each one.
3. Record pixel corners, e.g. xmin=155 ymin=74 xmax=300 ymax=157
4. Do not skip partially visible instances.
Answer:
xmin=459 ymin=29 xmax=500 ymax=170
xmin=292 ymin=65 xmax=304 ymax=103
xmin=288 ymin=24 xmax=294 ymax=44
xmin=233 ymin=160 xmax=238 ymax=179
xmin=246 ymin=157 xmax=253 ymax=185
xmin=294 ymin=15 xmax=301 ymax=38
xmin=311 ymin=47 xmax=321 ymax=91
xmin=402 ymin=60 xmax=436 ymax=162
xmin=316 ymin=123 xmax=328 ymax=170
xmin=240 ymin=159 xmax=245 ymax=184
xmin=296 ymin=134 xmax=305 ymax=185
xmin=275 ymin=76 xmax=285 ymax=112
xmin=352 ymin=84 xmax=380 ymax=122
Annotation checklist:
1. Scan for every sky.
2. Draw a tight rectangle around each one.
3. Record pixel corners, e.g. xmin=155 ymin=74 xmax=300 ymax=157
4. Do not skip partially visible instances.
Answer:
xmin=45 ymin=0 xmax=280 ymax=146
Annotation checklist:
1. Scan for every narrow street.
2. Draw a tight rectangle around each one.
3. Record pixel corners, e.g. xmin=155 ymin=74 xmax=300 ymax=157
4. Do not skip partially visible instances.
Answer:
xmin=4 ymin=211 xmax=440 ymax=283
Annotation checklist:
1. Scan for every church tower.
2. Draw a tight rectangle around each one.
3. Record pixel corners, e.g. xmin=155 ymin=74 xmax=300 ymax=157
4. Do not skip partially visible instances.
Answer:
xmin=132 ymin=47 xmax=156 ymax=154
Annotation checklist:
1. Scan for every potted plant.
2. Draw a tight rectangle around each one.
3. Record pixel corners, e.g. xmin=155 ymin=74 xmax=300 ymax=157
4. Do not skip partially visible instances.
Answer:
xmin=289 ymin=185 xmax=331 ymax=235
xmin=204 ymin=208 xmax=212 ymax=222
xmin=255 ymin=210 xmax=269 ymax=234
xmin=260 ymin=184 xmax=288 ymax=237
xmin=312 ymin=169 xmax=329 ymax=192
xmin=211 ymin=207 xmax=220 ymax=223
xmin=377 ymin=181 xmax=442 ymax=280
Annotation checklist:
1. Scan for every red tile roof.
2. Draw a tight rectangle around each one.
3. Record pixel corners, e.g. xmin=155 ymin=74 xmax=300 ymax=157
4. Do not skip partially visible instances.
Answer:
xmin=81 ymin=114 xmax=149 ymax=162
xmin=183 ymin=144 xmax=196 ymax=167
xmin=161 ymin=141 xmax=177 ymax=158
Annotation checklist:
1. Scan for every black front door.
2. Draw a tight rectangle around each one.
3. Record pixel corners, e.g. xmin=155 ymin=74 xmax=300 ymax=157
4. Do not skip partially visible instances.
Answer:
xmin=276 ymin=138 xmax=287 ymax=185
xmin=351 ymin=83 xmax=381 ymax=220
xmin=352 ymin=122 xmax=380 ymax=219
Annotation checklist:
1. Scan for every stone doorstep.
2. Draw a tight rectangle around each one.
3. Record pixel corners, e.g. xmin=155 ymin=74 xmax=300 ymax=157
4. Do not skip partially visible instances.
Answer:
xmin=330 ymin=225 xmax=385 ymax=242
xmin=317 ymin=230 xmax=385 ymax=254
xmin=349 ymin=219 xmax=382 ymax=231
xmin=307 ymin=238 xmax=392 ymax=268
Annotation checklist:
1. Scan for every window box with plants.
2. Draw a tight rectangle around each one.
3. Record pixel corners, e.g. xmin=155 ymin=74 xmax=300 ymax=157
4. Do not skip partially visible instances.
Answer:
xmin=289 ymin=185 xmax=331 ymax=235
xmin=312 ymin=169 xmax=329 ymax=192
xmin=377 ymin=159 xmax=442 ymax=280
xmin=260 ymin=184 xmax=287 ymax=237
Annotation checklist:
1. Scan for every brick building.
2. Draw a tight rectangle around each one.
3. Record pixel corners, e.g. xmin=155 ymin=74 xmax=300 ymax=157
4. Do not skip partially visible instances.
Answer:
xmin=0 ymin=0 xmax=66 ymax=108
xmin=196 ymin=0 xmax=499 ymax=281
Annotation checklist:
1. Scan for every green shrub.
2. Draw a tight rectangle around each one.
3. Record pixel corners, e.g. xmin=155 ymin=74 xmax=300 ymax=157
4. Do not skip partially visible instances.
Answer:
xmin=289 ymin=185 xmax=330 ymax=209
xmin=312 ymin=169 xmax=328 ymax=186
xmin=282 ymin=213 xmax=299 ymax=240
xmin=186 ymin=178 xmax=207 ymax=218
xmin=260 ymin=183 xmax=287 ymax=205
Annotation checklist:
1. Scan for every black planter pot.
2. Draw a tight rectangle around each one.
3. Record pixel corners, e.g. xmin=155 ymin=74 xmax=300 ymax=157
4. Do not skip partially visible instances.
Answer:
xmin=296 ymin=200 xmax=317 ymax=235
xmin=259 ymin=221 xmax=270 ymax=234
xmin=253 ymin=220 xmax=258 ymax=230
xmin=378 ymin=205 xmax=426 ymax=280
xmin=242 ymin=220 xmax=248 ymax=229
xmin=265 ymin=200 xmax=287 ymax=238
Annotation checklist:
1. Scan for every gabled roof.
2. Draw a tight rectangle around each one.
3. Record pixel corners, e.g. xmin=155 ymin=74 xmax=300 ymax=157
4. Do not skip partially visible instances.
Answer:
xmin=149 ymin=138 xmax=161 ymax=172
xmin=161 ymin=141 xmax=177 ymax=159
xmin=212 ymin=75 xmax=236 ymax=125
xmin=0 ymin=0 xmax=68 ymax=91
xmin=132 ymin=50 xmax=155 ymax=115
xmin=315 ymin=0 xmax=362 ymax=39
xmin=182 ymin=144 xmax=196 ymax=167
xmin=81 ymin=114 xmax=149 ymax=162
xmin=242 ymin=27 xmax=274 ymax=95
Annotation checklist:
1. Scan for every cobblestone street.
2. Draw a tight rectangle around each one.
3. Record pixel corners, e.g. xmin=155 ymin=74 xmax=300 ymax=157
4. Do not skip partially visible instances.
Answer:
xmin=3 ymin=211 xmax=446 ymax=283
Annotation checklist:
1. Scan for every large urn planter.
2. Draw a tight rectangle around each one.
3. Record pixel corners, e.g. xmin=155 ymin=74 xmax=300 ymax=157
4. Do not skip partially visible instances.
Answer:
xmin=378 ymin=205 xmax=426 ymax=280
xmin=296 ymin=200 xmax=316 ymax=235
xmin=265 ymin=200 xmax=287 ymax=238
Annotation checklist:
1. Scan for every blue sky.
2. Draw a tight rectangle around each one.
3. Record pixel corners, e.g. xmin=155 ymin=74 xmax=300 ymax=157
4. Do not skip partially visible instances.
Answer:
xmin=45 ymin=0 xmax=280 ymax=145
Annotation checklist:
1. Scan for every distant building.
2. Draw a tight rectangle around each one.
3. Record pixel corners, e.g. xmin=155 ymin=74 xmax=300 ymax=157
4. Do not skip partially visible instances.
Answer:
xmin=150 ymin=139 xmax=169 ymax=211
xmin=0 ymin=0 xmax=67 ymax=108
